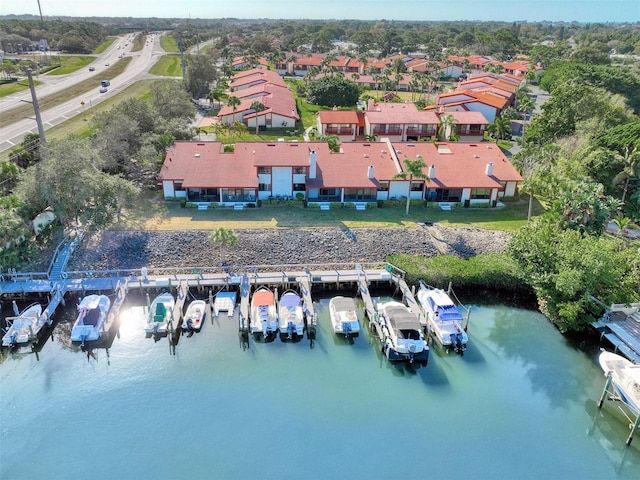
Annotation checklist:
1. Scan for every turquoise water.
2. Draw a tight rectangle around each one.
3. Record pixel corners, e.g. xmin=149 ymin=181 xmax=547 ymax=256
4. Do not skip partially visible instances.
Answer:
xmin=1 ymin=293 xmax=639 ymax=480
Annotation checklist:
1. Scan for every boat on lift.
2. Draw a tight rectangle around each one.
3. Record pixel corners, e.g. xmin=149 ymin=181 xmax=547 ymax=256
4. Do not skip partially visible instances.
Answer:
xmin=599 ymin=349 xmax=640 ymax=414
xmin=416 ymin=282 xmax=468 ymax=354
xmin=329 ymin=296 xmax=360 ymax=338
xmin=598 ymin=349 xmax=640 ymax=445
xmin=2 ymin=303 xmax=44 ymax=348
xmin=182 ymin=300 xmax=207 ymax=332
xmin=145 ymin=292 xmax=176 ymax=335
xmin=250 ymin=287 xmax=278 ymax=341
xmin=375 ymin=300 xmax=429 ymax=365
xmin=278 ymin=290 xmax=305 ymax=342
xmin=71 ymin=294 xmax=112 ymax=345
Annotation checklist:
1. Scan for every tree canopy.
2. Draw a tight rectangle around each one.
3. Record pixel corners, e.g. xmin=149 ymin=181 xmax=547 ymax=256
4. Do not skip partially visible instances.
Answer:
xmin=306 ymin=75 xmax=360 ymax=107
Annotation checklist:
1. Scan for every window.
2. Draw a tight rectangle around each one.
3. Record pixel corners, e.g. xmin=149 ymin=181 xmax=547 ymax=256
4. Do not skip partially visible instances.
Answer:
xmin=257 ymin=166 xmax=271 ymax=174
xmin=471 ymin=188 xmax=491 ymax=199
xmin=258 ymin=183 xmax=271 ymax=191
xmin=293 ymin=183 xmax=306 ymax=191
xmin=410 ymin=182 xmax=423 ymax=191
xmin=378 ymin=181 xmax=389 ymax=192
xmin=293 ymin=166 xmax=306 ymax=174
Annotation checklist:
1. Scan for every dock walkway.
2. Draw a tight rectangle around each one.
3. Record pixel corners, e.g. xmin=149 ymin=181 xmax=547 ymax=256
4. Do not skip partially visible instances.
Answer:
xmin=592 ymin=303 xmax=640 ymax=363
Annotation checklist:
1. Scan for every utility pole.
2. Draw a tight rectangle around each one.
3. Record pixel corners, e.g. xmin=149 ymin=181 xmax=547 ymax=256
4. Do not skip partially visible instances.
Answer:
xmin=26 ymin=69 xmax=47 ymax=146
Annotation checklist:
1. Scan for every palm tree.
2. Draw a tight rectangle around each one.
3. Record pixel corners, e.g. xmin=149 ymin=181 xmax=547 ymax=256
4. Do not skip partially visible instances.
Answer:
xmin=209 ymin=227 xmax=238 ymax=265
xmin=516 ymin=96 xmax=536 ymax=147
xmin=392 ymin=156 xmax=430 ymax=216
xmin=249 ymin=101 xmax=267 ymax=134
xmin=438 ymin=114 xmax=458 ymax=141
xmin=194 ymin=126 xmax=207 ymax=141
xmin=613 ymin=146 xmax=640 ymax=205
xmin=487 ymin=117 xmax=511 ymax=141
xmin=227 ymin=95 xmax=241 ymax=120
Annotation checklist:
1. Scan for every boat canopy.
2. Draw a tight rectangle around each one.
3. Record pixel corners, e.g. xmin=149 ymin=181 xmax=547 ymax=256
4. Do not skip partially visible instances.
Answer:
xmin=253 ymin=289 xmax=274 ymax=305
xmin=426 ymin=296 xmax=463 ymax=321
xmin=280 ymin=293 xmax=301 ymax=307
xmin=385 ymin=305 xmax=420 ymax=331
xmin=332 ymin=297 xmax=356 ymax=312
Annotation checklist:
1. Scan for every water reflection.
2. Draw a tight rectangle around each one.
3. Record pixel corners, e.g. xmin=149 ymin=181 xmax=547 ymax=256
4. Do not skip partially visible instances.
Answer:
xmin=485 ymin=305 xmax=591 ymax=408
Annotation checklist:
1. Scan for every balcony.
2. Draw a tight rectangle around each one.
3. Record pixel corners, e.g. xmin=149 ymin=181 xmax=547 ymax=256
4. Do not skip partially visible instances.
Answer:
xmin=325 ymin=127 xmax=354 ymax=135
xmin=371 ymin=126 xmax=402 ymax=135
xmin=406 ymin=127 xmax=436 ymax=136
xmin=456 ymin=128 xmax=485 ymax=136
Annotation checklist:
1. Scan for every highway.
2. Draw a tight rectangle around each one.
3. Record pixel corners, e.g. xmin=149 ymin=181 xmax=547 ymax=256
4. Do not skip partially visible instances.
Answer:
xmin=0 ymin=32 xmax=166 ymax=153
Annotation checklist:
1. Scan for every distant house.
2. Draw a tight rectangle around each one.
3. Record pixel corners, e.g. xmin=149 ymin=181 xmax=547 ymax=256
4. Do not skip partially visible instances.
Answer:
xmin=363 ymin=102 xmax=439 ymax=142
xmin=219 ymin=69 xmax=298 ymax=130
xmin=159 ymin=140 xmax=521 ymax=207
xmin=231 ymin=56 xmax=268 ymax=71
xmin=316 ymin=110 xmax=363 ymax=141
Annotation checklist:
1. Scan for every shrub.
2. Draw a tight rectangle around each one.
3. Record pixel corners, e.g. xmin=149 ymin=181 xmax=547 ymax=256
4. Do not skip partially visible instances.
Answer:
xmin=366 ymin=202 xmax=378 ymax=209
xmin=329 ymin=202 xmax=343 ymax=209
xmin=207 ymin=203 xmax=218 ymax=209
xmin=185 ymin=202 xmax=198 ymax=208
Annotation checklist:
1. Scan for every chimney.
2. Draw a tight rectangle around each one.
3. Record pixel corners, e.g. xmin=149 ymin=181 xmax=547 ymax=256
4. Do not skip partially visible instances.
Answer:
xmin=367 ymin=165 xmax=374 ymax=179
xmin=485 ymin=162 xmax=494 ymax=176
xmin=428 ymin=164 xmax=436 ymax=178
xmin=367 ymin=98 xmax=374 ymax=111
xmin=309 ymin=150 xmax=317 ymax=179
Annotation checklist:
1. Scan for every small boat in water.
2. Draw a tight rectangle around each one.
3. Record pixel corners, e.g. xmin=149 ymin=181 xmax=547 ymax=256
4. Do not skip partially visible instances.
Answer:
xmin=2 ymin=303 xmax=44 ymax=347
xmin=416 ymin=282 xmax=468 ymax=354
xmin=375 ymin=301 xmax=429 ymax=365
xmin=278 ymin=290 xmax=305 ymax=342
xmin=182 ymin=300 xmax=207 ymax=332
xmin=599 ymin=349 xmax=640 ymax=414
xmin=329 ymin=296 xmax=360 ymax=338
xmin=71 ymin=294 xmax=112 ymax=344
xmin=213 ymin=291 xmax=236 ymax=317
xmin=250 ymin=287 xmax=278 ymax=341
xmin=145 ymin=292 xmax=176 ymax=335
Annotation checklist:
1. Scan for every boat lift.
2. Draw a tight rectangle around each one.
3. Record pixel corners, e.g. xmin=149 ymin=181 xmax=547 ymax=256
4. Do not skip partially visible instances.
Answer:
xmin=598 ymin=372 xmax=640 ymax=446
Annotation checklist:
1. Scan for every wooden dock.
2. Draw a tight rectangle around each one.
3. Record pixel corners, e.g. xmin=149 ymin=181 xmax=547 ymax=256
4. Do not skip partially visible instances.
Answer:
xmin=592 ymin=303 xmax=640 ymax=363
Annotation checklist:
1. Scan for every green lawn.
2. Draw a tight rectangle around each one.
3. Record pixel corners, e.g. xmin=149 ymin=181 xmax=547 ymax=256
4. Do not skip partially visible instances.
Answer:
xmin=47 ymin=55 xmax=96 ymax=75
xmin=149 ymin=55 xmax=182 ymax=76
xmin=160 ymin=34 xmax=179 ymax=53
xmin=94 ymin=37 xmax=117 ymax=54
xmin=119 ymin=192 xmax=542 ymax=232
xmin=0 ymin=79 xmax=42 ymax=98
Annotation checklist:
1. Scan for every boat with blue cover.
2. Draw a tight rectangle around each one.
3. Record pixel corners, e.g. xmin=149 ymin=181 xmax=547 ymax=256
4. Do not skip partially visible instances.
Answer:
xmin=329 ymin=296 xmax=360 ymax=338
xmin=71 ymin=294 xmax=112 ymax=345
xmin=416 ymin=282 xmax=468 ymax=354
xmin=278 ymin=290 xmax=304 ymax=342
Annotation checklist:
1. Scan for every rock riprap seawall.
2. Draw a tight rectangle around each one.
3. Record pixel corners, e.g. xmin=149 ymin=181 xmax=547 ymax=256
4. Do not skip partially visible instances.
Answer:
xmin=68 ymin=226 xmax=510 ymax=271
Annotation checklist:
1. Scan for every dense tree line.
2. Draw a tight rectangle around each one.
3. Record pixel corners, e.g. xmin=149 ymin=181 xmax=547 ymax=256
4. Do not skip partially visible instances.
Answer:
xmin=509 ymin=55 xmax=640 ymax=332
xmin=0 ymin=80 xmax=196 ymax=270
xmin=0 ymin=19 xmax=109 ymax=53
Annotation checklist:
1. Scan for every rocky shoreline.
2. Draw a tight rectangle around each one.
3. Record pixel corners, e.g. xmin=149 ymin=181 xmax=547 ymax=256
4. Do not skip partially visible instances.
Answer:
xmin=67 ymin=225 xmax=510 ymax=271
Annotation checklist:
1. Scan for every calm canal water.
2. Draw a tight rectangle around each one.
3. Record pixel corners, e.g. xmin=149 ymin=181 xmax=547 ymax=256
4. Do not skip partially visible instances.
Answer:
xmin=1 ymin=291 xmax=639 ymax=480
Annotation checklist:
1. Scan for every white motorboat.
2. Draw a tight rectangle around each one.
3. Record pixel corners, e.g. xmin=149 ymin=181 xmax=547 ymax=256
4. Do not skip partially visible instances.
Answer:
xmin=213 ymin=291 xmax=236 ymax=317
xmin=599 ymin=350 xmax=640 ymax=414
xmin=375 ymin=301 xmax=429 ymax=365
xmin=250 ymin=287 xmax=278 ymax=341
xmin=278 ymin=290 xmax=305 ymax=342
xmin=182 ymin=300 xmax=207 ymax=332
xmin=416 ymin=282 xmax=468 ymax=354
xmin=2 ymin=303 xmax=44 ymax=347
xmin=71 ymin=294 xmax=112 ymax=344
xmin=145 ymin=292 xmax=176 ymax=335
xmin=329 ymin=296 xmax=360 ymax=338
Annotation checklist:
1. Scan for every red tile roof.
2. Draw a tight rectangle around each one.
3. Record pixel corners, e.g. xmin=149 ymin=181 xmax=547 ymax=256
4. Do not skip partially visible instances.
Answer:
xmin=307 ymin=142 xmax=401 ymax=189
xmin=392 ymin=142 xmax=522 ymax=189
xmin=365 ymin=103 xmax=439 ymax=125
xmin=160 ymin=142 xmax=257 ymax=188
xmin=439 ymin=111 xmax=489 ymax=125
xmin=317 ymin=110 xmax=361 ymax=124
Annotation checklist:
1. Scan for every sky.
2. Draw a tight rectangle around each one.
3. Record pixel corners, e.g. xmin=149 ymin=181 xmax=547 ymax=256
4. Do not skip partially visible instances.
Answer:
xmin=1 ymin=0 xmax=638 ymax=23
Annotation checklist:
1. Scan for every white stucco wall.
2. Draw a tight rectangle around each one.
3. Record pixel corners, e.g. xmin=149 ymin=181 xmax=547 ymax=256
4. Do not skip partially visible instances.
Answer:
xmin=163 ymin=181 xmax=175 ymax=198
xmin=272 ymin=167 xmax=292 ymax=197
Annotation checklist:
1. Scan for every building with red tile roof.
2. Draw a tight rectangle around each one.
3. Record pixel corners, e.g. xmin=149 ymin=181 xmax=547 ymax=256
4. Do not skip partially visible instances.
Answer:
xmin=364 ymin=102 xmax=440 ymax=142
xmin=159 ymin=139 xmax=521 ymax=207
xmin=316 ymin=110 xmax=363 ymax=141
